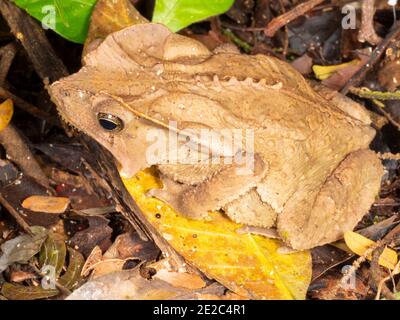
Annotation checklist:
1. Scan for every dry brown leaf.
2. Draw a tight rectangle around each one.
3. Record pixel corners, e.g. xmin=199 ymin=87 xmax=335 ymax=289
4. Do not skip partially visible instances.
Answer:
xmin=81 ymin=245 xmax=127 ymax=279
xmin=81 ymin=246 xmax=103 ymax=277
xmin=103 ymin=232 xmax=159 ymax=261
xmin=154 ymin=269 xmax=207 ymax=290
xmin=88 ymin=259 xmax=127 ymax=279
xmin=67 ymin=269 xmax=193 ymax=300
xmin=21 ymin=196 xmax=70 ymax=214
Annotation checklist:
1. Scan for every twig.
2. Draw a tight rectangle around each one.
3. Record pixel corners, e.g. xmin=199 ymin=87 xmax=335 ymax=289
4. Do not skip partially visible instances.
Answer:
xmin=264 ymin=0 xmax=325 ymax=37
xmin=341 ymin=20 xmax=400 ymax=95
xmin=358 ymin=0 xmax=382 ymax=45
xmin=372 ymin=99 xmax=400 ymax=132
xmin=0 ymin=0 xmax=68 ymax=82
xmin=328 ymin=240 xmax=382 ymax=299
xmin=0 ymin=193 xmax=32 ymax=234
xmin=278 ymin=0 xmax=289 ymax=56
xmin=376 ymin=260 xmax=400 ymax=300
xmin=0 ymin=42 xmax=17 ymax=86
xmin=371 ymin=244 xmax=396 ymax=300
xmin=0 ymin=39 xmax=52 ymax=189
xmin=0 ymin=125 xmax=51 ymax=189
xmin=0 ymin=87 xmax=59 ymax=125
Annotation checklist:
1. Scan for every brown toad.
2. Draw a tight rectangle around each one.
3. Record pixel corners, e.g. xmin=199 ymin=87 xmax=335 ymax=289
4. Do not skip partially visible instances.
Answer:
xmin=49 ymin=23 xmax=383 ymax=250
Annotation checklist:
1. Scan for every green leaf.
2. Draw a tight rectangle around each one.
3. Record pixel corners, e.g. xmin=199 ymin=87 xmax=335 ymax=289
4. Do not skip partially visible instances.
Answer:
xmin=58 ymin=248 xmax=84 ymax=290
xmin=14 ymin=0 xmax=234 ymax=43
xmin=13 ymin=0 xmax=97 ymax=43
xmin=39 ymin=235 xmax=67 ymax=277
xmin=1 ymin=283 xmax=59 ymax=300
xmin=152 ymin=0 xmax=235 ymax=32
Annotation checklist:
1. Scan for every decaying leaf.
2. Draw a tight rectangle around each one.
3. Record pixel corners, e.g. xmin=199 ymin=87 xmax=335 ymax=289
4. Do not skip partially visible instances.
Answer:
xmin=22 ymin=196 xmax=70 ymax=214
xmin=122 ymin=170 xmax=312 ymax=300
xmin=1 ymin=238 xmax=84 ymax=300
xmin=150 ymin=258 xmax=207 ymax=290
xmin=0 ymin=99 xmax=13 ymax=132
xmin=0 ymin=226 xmax=48 ymax=273
xmin=80 ymin=244 xmax=128 ymax=279
xmin=58 ymin=247 xmax=85 ymax=290
xmin=39 ymin=235 xmax=67 ymax=277
xmin=1 ymin=283 xmax=59 ymax=300
xmin=344 ymin=231 xmax=398 ymax=270
xmin=81 ymin=246 xmax=103 ymax=277
xmin=103 ymin=232 xmax=159 ymax=261
xmin=67 ymin=215 xmax=112 ymax=257
xmin=81 ymin=231 xmax=159 ymax=279
xmin=67 ymin=269 xmax=193 ymax=300
xmin=83 ymin=259 xmax=127 ymax=279
xmin=84 ymin=0 xmax=147 ymax=56
xmin=154 ymin=269 xmax=207 ymax=290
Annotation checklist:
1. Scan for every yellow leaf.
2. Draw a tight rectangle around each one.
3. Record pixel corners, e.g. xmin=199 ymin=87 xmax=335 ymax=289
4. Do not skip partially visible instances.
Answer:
xmin=122 ymin=169 xmax=312 ymax=300
xmin=0 ymin=99 xmax=13 ymax=132
xmin=344 ymin=231 xmax=398 ymax=270
xmin=313 ymin=59 xmax=360 ymax=80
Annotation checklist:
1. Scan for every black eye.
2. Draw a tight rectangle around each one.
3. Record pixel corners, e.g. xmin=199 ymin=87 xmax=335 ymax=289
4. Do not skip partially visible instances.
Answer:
xmin=97 ymin=113 xmax=124 ymax=132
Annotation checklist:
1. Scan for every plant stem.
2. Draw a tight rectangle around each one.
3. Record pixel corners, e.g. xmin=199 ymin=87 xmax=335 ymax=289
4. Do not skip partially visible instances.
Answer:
xmin=350 ymin=87 xmax=400 ymax=100
xmin=222 ymin=28 xmax=252 ymax=53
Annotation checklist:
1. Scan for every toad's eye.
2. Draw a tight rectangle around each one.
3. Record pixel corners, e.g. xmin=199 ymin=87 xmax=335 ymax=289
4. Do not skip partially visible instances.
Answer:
xmin=97 ymin=113 xmax=124 ymax=132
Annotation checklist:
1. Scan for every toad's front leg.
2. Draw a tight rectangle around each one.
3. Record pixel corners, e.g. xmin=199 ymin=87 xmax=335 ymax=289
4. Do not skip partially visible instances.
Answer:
xmin=148 ymin=153 xmax=268 ymax=219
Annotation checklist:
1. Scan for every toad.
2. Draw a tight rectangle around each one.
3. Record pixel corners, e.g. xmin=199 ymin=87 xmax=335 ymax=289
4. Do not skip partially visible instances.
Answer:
xmin=49 ymin=23 xmax=383 ymax=250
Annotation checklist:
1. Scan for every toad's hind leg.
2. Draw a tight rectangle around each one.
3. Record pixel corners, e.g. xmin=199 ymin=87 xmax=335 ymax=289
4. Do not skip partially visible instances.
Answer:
xmin=277 ymin=149 xmax=383 ymax=250
xmin=148 ymin=154 xmax=268 ymax=219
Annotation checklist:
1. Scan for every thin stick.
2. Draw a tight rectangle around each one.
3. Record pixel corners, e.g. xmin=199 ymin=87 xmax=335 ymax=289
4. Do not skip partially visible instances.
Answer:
xmin=358 ymin=0 xmax=382 ymax=45
xmin=372 ymin=99 xmax=400 ymax=132
xmin=371 ymin=244 xmax=396 ymax=300
xmin=0 ymin=87 xmax=59 ymax=125
xmin=0 ymin=0 xmax=68 ymax=82
xmin=0 ymin=42 xmax=17 ymax=86
xmin=342 ymin=20 xmax=400 ymax=95
xmin=264 ymin=0 xmax=325 ymax=37
xmin=0 ymin=194 xmax=32 ymax=235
